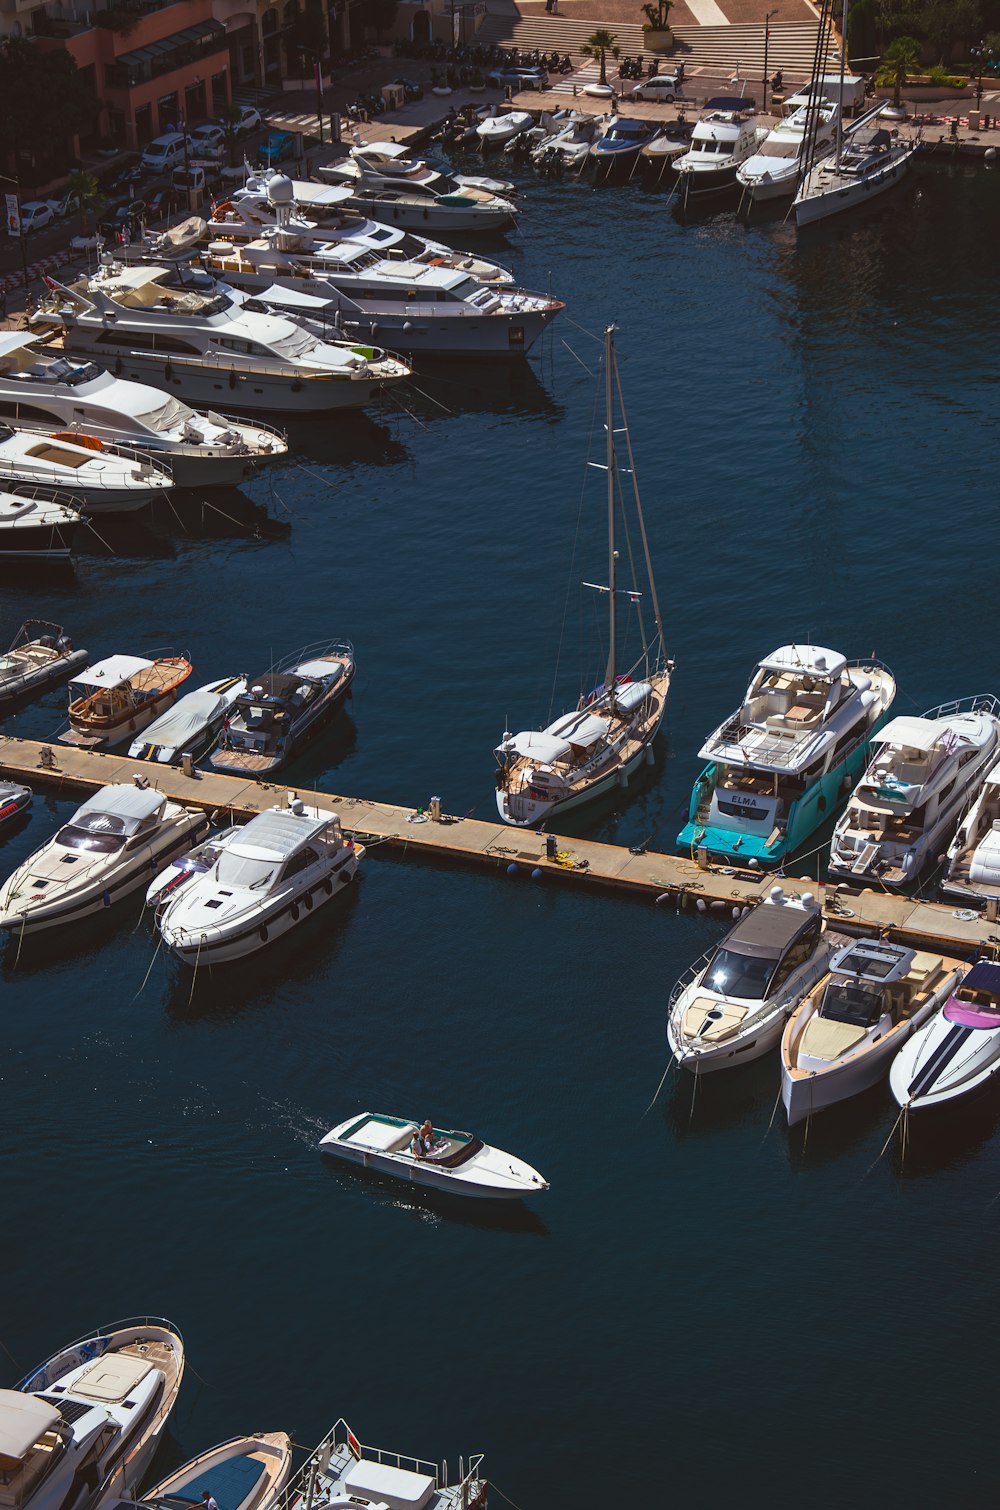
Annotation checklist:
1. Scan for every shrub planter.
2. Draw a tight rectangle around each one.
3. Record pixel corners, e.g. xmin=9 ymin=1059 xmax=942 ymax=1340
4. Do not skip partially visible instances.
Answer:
xmin=642 ymin=27 xmax=673 ymax=52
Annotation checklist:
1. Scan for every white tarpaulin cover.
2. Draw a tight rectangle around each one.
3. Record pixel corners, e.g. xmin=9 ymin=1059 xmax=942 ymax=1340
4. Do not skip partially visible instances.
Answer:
xmin=545 ymin=709 xmax=610 ymax=749
xmin=509 ymin=731 xmax=572 ymax=765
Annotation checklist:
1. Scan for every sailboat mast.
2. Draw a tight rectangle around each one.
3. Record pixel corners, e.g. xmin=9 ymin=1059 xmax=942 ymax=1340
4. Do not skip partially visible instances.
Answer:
xmin=604 ymin=324 xmax=617 ymax=698
xmin=835 ymin=0 xmax=848 ymax=163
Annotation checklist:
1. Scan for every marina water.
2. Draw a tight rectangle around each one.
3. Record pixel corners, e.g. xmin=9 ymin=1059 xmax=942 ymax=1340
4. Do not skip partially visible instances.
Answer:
xmin=3 ymin=157 xmax=1000 ymax=1507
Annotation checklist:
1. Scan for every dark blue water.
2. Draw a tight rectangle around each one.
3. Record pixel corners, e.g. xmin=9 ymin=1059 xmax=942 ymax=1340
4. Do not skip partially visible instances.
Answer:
xmin=3 ymin=157 xmax=1000 ymax=1509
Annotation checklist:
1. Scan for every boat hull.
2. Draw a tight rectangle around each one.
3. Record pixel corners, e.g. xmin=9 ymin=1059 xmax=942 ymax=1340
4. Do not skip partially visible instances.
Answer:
xmin=890 ymin=1018 xmax=1000 ymax=1110
xmin=668 ymin=1008 xmax=786 ymax=1073
xmin=794 ymin=148 xmax=915 ymax=226
xmin=0 ymin=517 xmax=80 ymax=558
xmin=346 ymin=199 xmax=515 ymax=233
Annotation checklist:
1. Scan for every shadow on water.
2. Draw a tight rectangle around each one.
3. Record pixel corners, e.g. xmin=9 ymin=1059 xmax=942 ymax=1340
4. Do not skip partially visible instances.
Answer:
xmin=401 ymin=357 xmax=564 ymax=426
xmin=318 ymin=1157 xmax=550 ymax=1237
xmin=0 ymin=899 xmax=148 ymax=980
xmin=892 ymin=1085 xmax=1000 ymax=1180
xmin=662 ymin=1054 xmax=781 ymax=1138
xmin=155 ymin=487 xmax=293 ymax=543
xmin=279 ymin=410 xmax=410 ymax=469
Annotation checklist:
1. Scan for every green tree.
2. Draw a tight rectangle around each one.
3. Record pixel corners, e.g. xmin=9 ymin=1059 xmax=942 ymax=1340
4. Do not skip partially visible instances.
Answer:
xmin=66 ymin=169 xmax=104 ymax=233
xmin=0 ymin=40 xmax=98 ymax=182
xmin=878 ymin=32 xmax=921 ymax=104
xmin=641 ymin=0 xmax=672 ymax=27
xmin=581 ymin=27 xmax=620 ymax=86
xmin=922 ymin=0 xmax=980 ymax=62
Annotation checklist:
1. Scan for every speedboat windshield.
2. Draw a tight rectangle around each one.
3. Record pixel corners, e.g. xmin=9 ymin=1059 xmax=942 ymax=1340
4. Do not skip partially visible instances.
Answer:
xmin=56 ymin=815 xmax=127 ymax=853
xmin=704 ymin=946 xmax=775 ymax=1000
xmin=215 ymin=851 xmax=275 ymax=888
xmin=820 ymin=979 xmax=883 ymax=1028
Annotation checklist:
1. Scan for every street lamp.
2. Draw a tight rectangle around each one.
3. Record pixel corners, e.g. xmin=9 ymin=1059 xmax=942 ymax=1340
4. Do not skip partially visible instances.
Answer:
xmin=971 ymin=41 xmax=994 ymax=108
xmin=762 ymin=9 xmax=778 ymax=114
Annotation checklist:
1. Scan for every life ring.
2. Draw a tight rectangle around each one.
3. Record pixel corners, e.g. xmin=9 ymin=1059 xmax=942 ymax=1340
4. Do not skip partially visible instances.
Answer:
xmin=215 ymin=200 xmax=234 ymax=216
xmin=51 ymin=431 xmax=102 ymax=451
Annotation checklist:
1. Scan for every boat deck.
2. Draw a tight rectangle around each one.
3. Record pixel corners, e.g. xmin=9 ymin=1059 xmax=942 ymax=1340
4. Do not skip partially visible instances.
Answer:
xmin=2 ymin=734 xmax=999 ymax=959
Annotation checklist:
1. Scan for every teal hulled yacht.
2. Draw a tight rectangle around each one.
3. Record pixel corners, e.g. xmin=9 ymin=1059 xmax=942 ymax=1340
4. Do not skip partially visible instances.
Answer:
xmin=677 ymin=645 xmax=896 ymax=868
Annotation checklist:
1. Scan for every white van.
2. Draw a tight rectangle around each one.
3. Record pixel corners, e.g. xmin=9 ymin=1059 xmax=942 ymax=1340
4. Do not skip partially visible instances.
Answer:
xmin=140 ymin=132 xmax=191 ymax=173
xmin=783 ymin=74 xmax=866 ymax=116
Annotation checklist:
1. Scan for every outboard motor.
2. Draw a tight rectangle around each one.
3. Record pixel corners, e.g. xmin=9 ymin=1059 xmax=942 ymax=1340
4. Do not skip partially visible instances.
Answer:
xmin=38 ymin=635 xmax=56 ymax=649
xmin=56 ymin=636 xmax=73 ymax=653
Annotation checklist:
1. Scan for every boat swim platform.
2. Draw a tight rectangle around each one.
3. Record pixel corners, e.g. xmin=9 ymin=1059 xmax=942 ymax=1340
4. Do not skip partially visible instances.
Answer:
xmin=2 ymin=733 xmax=998 ymax=960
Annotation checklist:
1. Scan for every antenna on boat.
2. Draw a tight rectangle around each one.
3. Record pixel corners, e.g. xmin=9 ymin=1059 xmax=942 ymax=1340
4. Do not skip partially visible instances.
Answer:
xmin=604 ymin=323 xmax=617 ymax=704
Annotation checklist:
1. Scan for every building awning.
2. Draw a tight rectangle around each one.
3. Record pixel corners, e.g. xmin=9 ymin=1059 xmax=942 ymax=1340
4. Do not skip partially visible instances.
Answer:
xmin=118 ymin=18 xmax=225 ymax=68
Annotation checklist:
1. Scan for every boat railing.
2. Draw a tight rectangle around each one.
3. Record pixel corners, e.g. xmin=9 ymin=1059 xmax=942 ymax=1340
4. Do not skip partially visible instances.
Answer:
xmin=708 ymin=717 xmax=808 ymax=769
xmin=16 ymin=1317 xmax=183 ymax=1389
xmin=923 ymin=694 xmax=1000 ymax=722
xmin=271 ymin=636 xmax=354 ymax=674
xmin=279 ymin=1422 xmax=485 ymax=1509
xmin=668 ymin=945 xmax=716 ymax=1012
xmin=5 ymin=484 xmax=86 ymax=515
xmin=202 ymin=409 xmax=288 ymax=445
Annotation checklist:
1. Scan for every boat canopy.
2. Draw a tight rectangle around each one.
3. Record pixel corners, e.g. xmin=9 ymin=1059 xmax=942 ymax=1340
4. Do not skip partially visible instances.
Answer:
xmin=759 ymin=644 xmax=846 ymax=679
xmin=71 ymin=654 xmax=153 ymax=689
xmin=509 ymin=730 xmax=572 ymax=765
xmin=873 ymin=716 xmax=942 ymax=752
xmin=228 ymin=808 xmax=334 ymax=862
xmin=613 ymin=679 xmax=653 ymax=715
xmin=723 ymin=899 xmax=816 ymax=960
xmin=294 ymin=658 xmax=344 ymax=682
xmin=253 ymin=284 xmax=338 ymax=313
xmin=546 ymin=709 xmax=610 ymax=748
xmin=76 ymin=784 xmax=165 ymax=830
xmin=0 ymin=1391 xmax=61 ymax=1463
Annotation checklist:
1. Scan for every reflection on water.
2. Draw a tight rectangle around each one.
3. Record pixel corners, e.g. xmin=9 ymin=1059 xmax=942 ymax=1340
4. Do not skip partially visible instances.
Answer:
xmin=319 ymin=1157 xmax=550 ymax=1236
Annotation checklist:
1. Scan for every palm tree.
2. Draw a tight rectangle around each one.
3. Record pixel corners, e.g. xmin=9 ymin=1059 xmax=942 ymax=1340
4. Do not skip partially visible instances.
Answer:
xmin=878 ymin=34 xmax=921 ymax=109
xmin=66 ymin=168 xmax=103 ymax=233
xmin=641 ymin=0 xmax=672 ymax=29
xmin=218 ymin=102 xmax=243 ymax=167
xmin=581 ymin=27 xmax=620 ymax=87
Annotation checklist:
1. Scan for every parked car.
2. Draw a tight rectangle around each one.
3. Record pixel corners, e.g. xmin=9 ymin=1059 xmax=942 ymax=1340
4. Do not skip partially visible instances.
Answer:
xmin=144 ymin=188 xmax=171 ymax=221
xmin=18 ymin=201 xmax=53 ymax=234
xmin=630 ymin=70 xmax=685 ymax=101
xmin=486 ymin=66 xmax=547 ymax=91
xmin=140 ymin=132 xmax=192 ymax=174
xmin=392 ymin=76 xmax=424 ymax=101
xmin=45 ymin=193 xmax=74 ymax=220
xmin=228 ymin=104 xmax=263 ymax=137
xmin=259 ymin=129 xmax=295 ymax=164
xmin=172 ymin=165 xmax=208 ymax=196
xmin=190 ymin=123 xmax=225 ymax=159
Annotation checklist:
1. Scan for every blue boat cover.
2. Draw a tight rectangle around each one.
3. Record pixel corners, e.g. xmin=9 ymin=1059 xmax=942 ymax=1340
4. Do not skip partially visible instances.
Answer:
xmin=157 ymin=1457 xmax=266 ymax=1510
xmin=961 ymin=962 xmax=1000 ymax=997
xmin=706 ymin=96 xmax=754 ymax=111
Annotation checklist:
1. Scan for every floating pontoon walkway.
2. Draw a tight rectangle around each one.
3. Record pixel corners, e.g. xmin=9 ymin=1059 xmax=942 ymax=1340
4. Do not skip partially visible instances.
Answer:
xmin=2 ymin=734 xmax=998 ymax=959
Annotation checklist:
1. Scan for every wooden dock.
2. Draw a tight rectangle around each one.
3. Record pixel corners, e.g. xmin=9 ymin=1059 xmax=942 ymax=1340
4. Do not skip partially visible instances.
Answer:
xmin=2 ymin=733 xmax=999 ymax=959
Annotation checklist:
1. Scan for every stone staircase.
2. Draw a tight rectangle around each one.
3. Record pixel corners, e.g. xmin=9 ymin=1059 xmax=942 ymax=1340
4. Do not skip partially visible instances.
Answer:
xmin=474 ymin=13 xmax=837 ymax=79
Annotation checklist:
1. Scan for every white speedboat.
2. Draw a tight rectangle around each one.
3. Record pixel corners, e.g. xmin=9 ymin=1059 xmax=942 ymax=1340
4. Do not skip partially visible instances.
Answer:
xmin=106 ymin=1433 xmax=292 ymax=1510
xmin=321 ymin=137 xmax=513 ymax=195
xmin=10 ymin=1318 xmax=183 ymax=1510
xmin=640 ymin=118 xmax=696 ymax=182
xmin=736 ymin=100 xmax=839 ymax=201
xmin=282 ymin=1417 xmax=487 ymax=1510
xmin=145 ymin=824 xmax=242 ymax=908
xmin=0 ymin=780 xmax=31 ymax=831
xmin=476 ymin=109 xmax=533 ymax=150
xmin=210 ymin=640 xmax=355 ymax=777
xmin=31 ymin=264 xmax=410 ymax=415
xmin=0 ymin=619 xmax=87 ymax=709
xmin=0 ymin=784 xmax=207 ymax=934
xmin=674 ymin=97 xmax=766 ymax=197
xmin=128 ymin=674 xmax=246 ymax=764
xmin=780 ymin=939 xmax=963 ymax=1125
xmin=0 ymin=491 xmax=81 ymax=559
xmin=828 ymin=697 xmax=1000 ymax=889
xmin=794 ymin=107 xmax=920 ymax=226
xmin=531 ymin=111 xmax=603 ymax=168
xmin=0 ymin=332 xmax=287 ymax=487
xmin=0 ymin=425 xmax=171 ymax=512
xmin=319 ymin=1111 xmax=549 ymax=1199
xmin=495 ymin=326 xmax=671 ymax=826
xmin=678 ymin=645 xmax=896 ymax=868
xmin=890 ymin=962 xmax=1000 ymax=1111
xmin=157 ymin=801 xmax=363 ymax=964
xmin=667 ymin=887 xmax=832 ymax=1073
xmin=943 ymin=756 xmax=1000 ymax=907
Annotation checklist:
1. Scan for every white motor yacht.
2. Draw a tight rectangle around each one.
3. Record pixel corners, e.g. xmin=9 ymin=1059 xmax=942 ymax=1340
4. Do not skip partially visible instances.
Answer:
xmin=127 ymin=674 xmax=246 ymax=764
xmin=321 ymin=137 xmax=514 ymax=195
xmin=279 ymin=1417 xmax=487 ymax=1510
xmin=0 ymin=425 xmax=171 ymax=512
xmin=780 ymin=939 xmax=963 ymax=1125
xmin=9 ymin=1318 xmax=183 ymax=1510
xmin=678 ymin=645 xmax=896 ymax=868
xmin=0 ymin=491 xmax=82 ymax=559
xmin=30 ymin=264 xmax=410 ymax=414
xmin=105 ymin=1433 xmax=292 ymax=1510
xmin=828 ymin=697 xmax=1000 ymax=889
xmin=890 ymin=962 xmax=1000 ymax=1111
xmin=156 ymin=801 xmax=363 ymax=964
xmin=794 ymin=107 xmax=920 ymax=226
xmin=320 ymin=1111 xmax=549 ymax=1199
xmin=0 ymin=780 xmax=31 ymax=831
xmin=0 ymin=332 xmax=287 ymax=487
xmin=667 ymin=887 xmax=833 ymax=1073
xmin=736 ymin=99 xmax=839 ymax=201
xmin=674 ymin=97 xmax=766 ymax=197
xmin=0 ymin=784 xmax=207 ymax=934
xmin=531 ymin=111 xmax=603 ymax=168
xmin=145 ymin=824 xmax=242 ymax=907
xmin=342 ymin=176 xmax=517 ymax=234
xmin=0 ymin=619 xmax=87 ymax=709
xmin=942 ymin=756 xmax=1000 ymax=907
xmin=476 ymin=109 xmax=534 ymax=149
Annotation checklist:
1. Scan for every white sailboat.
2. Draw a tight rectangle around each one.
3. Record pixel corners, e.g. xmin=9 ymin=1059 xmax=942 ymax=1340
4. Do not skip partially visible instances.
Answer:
xmin=495 ymin=325 xmax=672 ymax=827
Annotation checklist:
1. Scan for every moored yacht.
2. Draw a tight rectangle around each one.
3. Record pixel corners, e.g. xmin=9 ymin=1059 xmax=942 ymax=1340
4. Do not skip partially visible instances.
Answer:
xmin=30 ymin=264 xmax=410 ymax=414
xmin=476 ymin=108 xmax=534 ymax=149
xmin=156 ymin=801 xmax=363 ymax=964
xmin=674 ymin=98 xmax=765 ymax=197
xmin=780 ymin=939 xmax=963 ymax=1125
xmin=590 ymin=117 xmax=661 ymax=175
xmin=321 ymin=137 xmax=514 ymax=195
xmin=794 ymin=107 xmax=920 ymax=226
xmin=128 ymin=674 xmax=247 ymax=764
xmin=890 ymin=962 xmax=1000 ymax=1111
xmin=736 ymin=99 xmax=839 ymax=201
xmin=531 ymin=111 xmax=603 ymax=168
xmin=62 ymin=652 xmax=192 ymax=748
xmin=828 ymin=697 xmax=1000 ymax=889
xmin=677 ymin=645 xmax=896 ymax=867
xmin=0 ymin=619 xmax=87 ymax=709
xmin=0 ymin=492 xmax=81 ymax=560
xmin=640 ymin=117 xmax=696 ymax=182
xmin=275 ymin=1417 xmax=487 ymax=1510
xmin=342 ymin=176 xmax=518 ymax=234
xmin=0 ymin=784 xmax=207 ymax=933
xmin=9 ymin=1319 xmax=184 ymax=1510
xmin=0 ymin=425 xmax=171 ymax=512
xmin=667 ymin=887 xmax=833 ymax=1072
xmin=942 ymin=756 xmax=1000 ymax=907
xmin=0 ymin=332 xmax=287 ymax=487
xmin=106 ymin=1434 xmax=292 ymax=1510
xmin=210 ymin=641 xmax=354 ymax=776
xmin=320 ymin=1111 xmax=549 ymax=1199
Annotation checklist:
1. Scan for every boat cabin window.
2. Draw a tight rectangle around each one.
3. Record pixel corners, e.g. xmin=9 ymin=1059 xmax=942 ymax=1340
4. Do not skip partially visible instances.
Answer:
xmin=215 ymin=851 xmax=275 ymax=888
xmin=820 ymin=978 xmax=885 ymax=1028
xmin=704 ymin=946 xmax=776 ymax=1000
xmin=282 ymin=845 xmax=319 ymax=878
xmin=56 ymin=814 xmax=128 ymax=854
xmin=769 ymin=917 xmax=823 ymax=990
xmin=150 ymin=335 xmax=200 ymax=354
